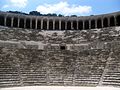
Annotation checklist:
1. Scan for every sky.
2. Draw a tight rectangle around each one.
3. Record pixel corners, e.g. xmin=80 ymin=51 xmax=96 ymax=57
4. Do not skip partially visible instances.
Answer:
xmin=0 ymin=0 xmax=120 ymax=16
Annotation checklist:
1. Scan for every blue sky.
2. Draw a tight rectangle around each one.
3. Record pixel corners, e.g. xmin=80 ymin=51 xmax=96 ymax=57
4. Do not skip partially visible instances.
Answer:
xmin=0 ymin=0 xmax=120 ymax=16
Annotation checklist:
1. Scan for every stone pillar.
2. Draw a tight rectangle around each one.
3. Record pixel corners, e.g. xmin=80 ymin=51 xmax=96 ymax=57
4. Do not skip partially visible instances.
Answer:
xmin=71 ymin=21 xmax=73 ymax=30
xmin=114 ymin=16 xmax=116 ymax=26
xmin=83 ymin=21 xmax=85 ymax=30
xmin=41 ymin=19 xmax=43 ymax=30
xmin=18 ymin=18 xmax=20 ymax=28
xmin=95 ymin=20 xmax=97 ymax=28
xmin=108 ymin=17 xmax=110 ymax=27
xmin=77 ymin=20 xmax=78 ymax=30
xmin=24 ymin=18 xmax=26 ymax=28
xmin=4 ymin=17 xmax=6 ymax=26
xmin=89 ymin=20 xmax=91 ymax=29
xmin=65 ymin=21 xmax=67 ymax=30
xmin=11 ymin=17 xmax=14 ymax=27
xmin=59 ymin=20 xmax=61 ymax=30
xmin=30 ymin=18 xmax=32 ymax=29
xmin=53 ymin=20 xmax=55 ymax=30
xmin=35 ymin=19 xmax=38 ymax=29
xmin=101 ymin=19 xmax=103 ymax=28
xmin=47 ymin=20 xmax=49 ymax=30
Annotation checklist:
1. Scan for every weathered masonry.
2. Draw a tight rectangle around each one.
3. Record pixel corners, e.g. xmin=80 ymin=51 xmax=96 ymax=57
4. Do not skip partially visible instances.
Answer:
xmin=0 ymin=11 xmax=120 ymax=30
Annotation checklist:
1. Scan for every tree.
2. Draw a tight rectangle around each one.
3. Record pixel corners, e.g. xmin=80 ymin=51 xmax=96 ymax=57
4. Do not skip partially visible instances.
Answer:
xmin=29 ymin=11 xmax=41 ymax=16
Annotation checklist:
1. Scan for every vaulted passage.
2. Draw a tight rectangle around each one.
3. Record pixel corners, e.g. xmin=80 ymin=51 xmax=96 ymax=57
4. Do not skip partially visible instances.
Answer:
xmin=91 ymin=20 xmax=95 ymax=29
xmin=37 ymin=20 xmax=41 ymax=29
xmin=13 ymin=17 xmax=18 ymax=27
xmin=103 ymin=18 xmax=108 ymax=27
xmin=49 ymin=20 xmax=53 ymax=30
xmin=61 ymin=21 xmax=65 ymax=30
xmin=55 ymin=20 xmax=59 ymax=30
xmin=97 ymin=19 xmax=102 ymax=28
xmin=6 ymin=17 xmax=11 ymax=27
xmin=78 ymin=21 xmax=83 ymax=30
xmin=32 ymin=19 xmax=36 ymax=29
xmin=73 ymin=21 xmax=77 ymax=29
xmin=0 ymin=16 xmax=4 ymax=26
xmin=43 ymin=20 xmax=47 ymax=30
xmin=85 ymin=20 xmax=89 ymax=29
xmin=26 ymin=19 xmax=30 ymax=29
xmin=110 ymin=16 xmax=115 ymax=26
xmin=67 ymin=21 xmax=71 ymax=30
xmin=19 ymin=18 xmax=24 ymax=28
xmin=116 ymin=15 xmax=120 ymax=26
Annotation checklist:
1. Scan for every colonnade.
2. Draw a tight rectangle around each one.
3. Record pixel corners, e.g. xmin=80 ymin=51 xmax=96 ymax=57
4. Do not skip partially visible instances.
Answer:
xmin=0 ymin=12 xmax=120 ymax=30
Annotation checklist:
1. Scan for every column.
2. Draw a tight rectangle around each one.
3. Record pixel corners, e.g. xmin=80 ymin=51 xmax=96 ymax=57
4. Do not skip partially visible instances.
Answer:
xmin=24 ymin=18 xmax=26 ymax=28
xmin=83 ymin=20 xmax=85 ymax=30
xmin=108 ymin=17 xmax=110 ymax=27
xmin=65 ymin=21 xmax=67 ymax=30
xmin=11 ymin=17 xmax=14 ymax=27
xmin=59 ymin=20 xmax=61 ymax=30
xmin=47 ymin=20 xmax=49 ymax=30
xmin=89 ymin=20 xmax=91 ymax=29
xmin=35 ymin=19 xmax=38 ymax=29
xmin=18 ymin=18 xmax=20 ymax=28
xmin=71 ymin=21 xmax=73 ymax=30
xmin=4 ymin=17 xmax=6 ymax=26
xmin=101 ymin=19 xmax=103 ymax=28
xmin=114 ymin=16 xmax=116 ymax=26
xmin=53 ymin=20 xmax=55 ymax=30
xmin=41 ymin=19 xmax=43 ymax=30
xmin=30 ymin=18 xmax=32 ymax=29
xmin=77 ymin=20 xmax=78 ymax=30
xmin=95 ymin=20 xmax=97 ymax=28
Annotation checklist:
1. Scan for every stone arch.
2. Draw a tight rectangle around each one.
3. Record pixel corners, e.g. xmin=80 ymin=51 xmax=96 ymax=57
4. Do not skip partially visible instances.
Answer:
xmin=26 ymin=18 xmax=30 ymax=29
xmin=91 ymin=19 xmax=95 ymax=29
xmin=6 ymin=17 xmax=11 ymax=27
xmin=78 ymin=20 xmax=83 ymax=30
xmin=37 ymin=20 xmax=41 ymax=29
xmin=103 ymin=17 xmax=108 ymax=27
xmin=0 ymin=15 xmax=4 ymax=26
xmin=55 ymin=20 xmax=59 ymax=30
xmin=49 ymin=20 xmax=53 ymax=30
xmin=116 ymin=15 xmax=120 ymax=26
xmin=67 ymin=21 xmax=71 ymax=30
xmin=84 ymin=20 xmax=89 ymax=29
xmin=19 ymin=18 xmax=24 ymax=28
xmin=97 ymin=19 xmax=102 ymax=28
xmin=13 ymin=17 xmax=18 ymax=27
xmin=43 ymin=19 xmax=47 ymax=30
xmin=32 ymin=19 xmax=36 ymax=29
xmin=73 ymin=21 xmax=77 ymax=29
xmin=61 ymin=21 xmax=65 ymax=30
xmin=110 ymin=16 xmax=115 ymax=26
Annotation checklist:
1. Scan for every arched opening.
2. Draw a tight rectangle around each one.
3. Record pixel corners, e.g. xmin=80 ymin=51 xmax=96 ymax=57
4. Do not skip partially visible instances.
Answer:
xmin=67 ymin=21 xmax=71 ymax=30
xmin=110 ymin=16 xmax=115 ymax=26
xmin=6 ymin=17 xmax=11 ymax=27
xmin=26 ymin=18 xmax=30 ymax=29
xmin=97 ymin=19 xmax=102 ymax=28
xmin=103 ymin=18 xmax=108 ymax=27
xmin=19 ymin=18 xmax=24 ymax=28
xmin=73 ymin=21 xmax=77 ymax=29
xmin=32 ymin=19 xmax=36 ymax=29
xmin=78 ymin=21 xmax=83 ymax=30
xmin=0 ymin=15 xmax=4 ymax=26
xmin=13 ymin=17 xmax=18 ymax=27
xmin=37 ymin=20 xmax=41 ymax=29
xmin=43 ymin=20 xmax=47 ymax=30
xmin=61 ymin=21 xmax=65 ymax=30
xmin=84 ymin=20 xmax=89 ymax=29
xmin=49 ymin=20 xmax=53 ymax=30
xmin=116 ymin=15 xmax=120 ymax=26
xmin=91 ymin=20 xmax=95 ymax=29
xmin=55 ymin=20 xmax=59 ymax=30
